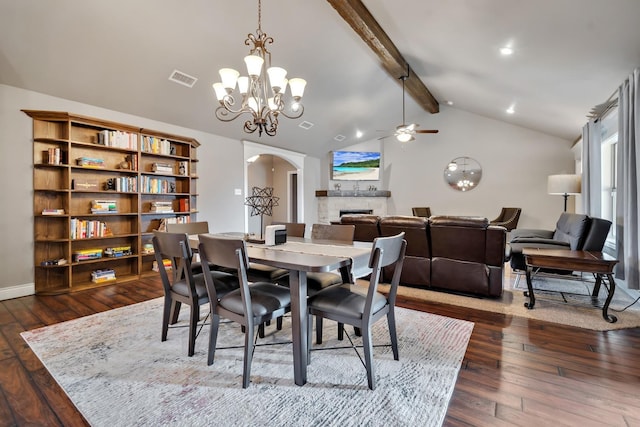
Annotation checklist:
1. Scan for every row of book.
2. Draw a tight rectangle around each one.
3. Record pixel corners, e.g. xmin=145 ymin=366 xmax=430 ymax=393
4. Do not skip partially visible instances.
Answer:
xmin=106 ymin=176 xmax=138 ymax=192
xmin=91 ymin=268 xmax=116 ymax=283
xmin=98 ymin=130 xmax=138 ymax=150
xmin=45 ymin=147 xmax=62 ymax=165
xmin=141 ymin=136 xmax=173 ymax=155
xmin=70 ymin=218 xmax=113 ymax=239
xmin=152 ymin=259 xmax=172 ymax=272
xmin=141 ymin=176 xmax=176 ymax=194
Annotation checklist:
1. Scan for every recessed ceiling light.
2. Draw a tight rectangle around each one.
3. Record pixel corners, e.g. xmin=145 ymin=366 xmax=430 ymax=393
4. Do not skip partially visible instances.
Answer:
xmin=446 ymin=100 xmax=454 ymax=106
xmin=506 ymin=104 xmax=515 ymax=114
xmin=356 ymin=130 xmax=363 ymax=138
xmin=500 ymin=46 xmax=514 ymax=56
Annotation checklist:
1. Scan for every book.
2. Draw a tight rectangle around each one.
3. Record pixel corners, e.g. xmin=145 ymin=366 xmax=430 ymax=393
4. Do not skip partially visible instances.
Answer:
xmin=42 ymin=208 xmax=65 ymax=215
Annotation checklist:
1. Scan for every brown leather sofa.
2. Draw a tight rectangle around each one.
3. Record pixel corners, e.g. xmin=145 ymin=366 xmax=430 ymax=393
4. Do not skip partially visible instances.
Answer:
xmin=341 ymin=214 xmax=509 ymax=297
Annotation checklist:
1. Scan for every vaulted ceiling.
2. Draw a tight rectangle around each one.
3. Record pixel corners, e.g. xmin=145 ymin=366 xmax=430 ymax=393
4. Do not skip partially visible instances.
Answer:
xmin=2 ymin=0 xmax=639 ymax=157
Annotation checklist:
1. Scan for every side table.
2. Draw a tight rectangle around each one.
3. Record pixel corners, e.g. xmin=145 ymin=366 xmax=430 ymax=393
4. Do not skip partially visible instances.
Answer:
xmin=522 ymin=248 xmax=619 ymax=323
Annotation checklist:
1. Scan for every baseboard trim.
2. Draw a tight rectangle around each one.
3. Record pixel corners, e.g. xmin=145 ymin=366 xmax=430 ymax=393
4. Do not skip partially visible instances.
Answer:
xmin=0 ymin=283 xmax=35 ymax=301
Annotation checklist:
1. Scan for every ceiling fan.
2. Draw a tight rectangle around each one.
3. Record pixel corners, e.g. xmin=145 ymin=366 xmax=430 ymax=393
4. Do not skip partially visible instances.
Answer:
xmin=388 ymin=67 xmax=439 ymax=142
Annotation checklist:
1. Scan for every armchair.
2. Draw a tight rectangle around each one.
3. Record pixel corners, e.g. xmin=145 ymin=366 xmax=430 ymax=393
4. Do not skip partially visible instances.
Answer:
xmin=490 ymin=207 xmax=522 ymax=231
xmin=509 ymin=212 xmax=612 ymax=272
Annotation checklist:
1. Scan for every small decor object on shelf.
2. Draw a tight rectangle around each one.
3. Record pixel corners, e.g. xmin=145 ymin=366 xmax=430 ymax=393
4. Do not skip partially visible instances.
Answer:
xmin=104 ymin=246 xmax=132 ymax=258
xmin=76 ymin=157 xmax=105 ymax=168
xmin=244 ymin=186 xmax=279 ymax=243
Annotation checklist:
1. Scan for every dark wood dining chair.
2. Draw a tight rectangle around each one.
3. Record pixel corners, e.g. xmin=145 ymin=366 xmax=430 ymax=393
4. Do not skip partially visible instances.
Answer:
xmin=165 ymin=221 xmax=211 ymax=275
xmin=152 ymin=231 xmax=239 ymax=357
xmin=272 ymin=221 xmax=306 ymax=238
xmin=307 ymin=232 xmax=407 ymax=390
xmin=198 ymin=234 xmax=291 ymax=388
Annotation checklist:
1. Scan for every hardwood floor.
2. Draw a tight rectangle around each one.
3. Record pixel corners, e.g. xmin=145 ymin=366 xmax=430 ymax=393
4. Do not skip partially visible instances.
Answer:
xmin=1 ymin=276 xmax=639 ymax=426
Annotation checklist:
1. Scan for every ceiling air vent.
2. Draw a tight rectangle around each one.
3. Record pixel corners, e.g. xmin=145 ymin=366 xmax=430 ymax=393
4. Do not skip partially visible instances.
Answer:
xmin=334 ymin=134 xmax=346 ymax=142
xmin=299 ymin=121 xmax=314 ymax=130
xmin=169 ymin=69 xmax=198 ymax=88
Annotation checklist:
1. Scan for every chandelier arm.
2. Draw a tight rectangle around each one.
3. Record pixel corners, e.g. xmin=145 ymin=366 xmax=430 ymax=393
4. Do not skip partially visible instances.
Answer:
xmin=215 ymin=106 xmax=246 ymax=122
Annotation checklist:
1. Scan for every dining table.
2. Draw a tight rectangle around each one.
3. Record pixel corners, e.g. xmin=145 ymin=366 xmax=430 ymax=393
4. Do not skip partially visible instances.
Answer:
xmin=188 ymin=234 xmax=372 ymax=386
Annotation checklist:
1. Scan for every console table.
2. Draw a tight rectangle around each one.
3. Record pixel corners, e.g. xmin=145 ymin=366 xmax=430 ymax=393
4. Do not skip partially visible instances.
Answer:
xmin=523 ymin=248 xmax=619 ymax=323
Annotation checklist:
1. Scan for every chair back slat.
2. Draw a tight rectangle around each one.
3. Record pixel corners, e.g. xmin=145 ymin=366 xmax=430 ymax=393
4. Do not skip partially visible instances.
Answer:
xmin=166 ymin=221 xmax=209 ymax=235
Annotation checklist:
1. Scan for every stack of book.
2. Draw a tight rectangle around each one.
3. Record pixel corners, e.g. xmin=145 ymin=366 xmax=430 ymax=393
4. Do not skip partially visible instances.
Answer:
xmin=76 ymin=157 xmax=105 ymax=168
xmin=152 ymin=259 xmax=172 ymax=272
xmin=178 ymin=198 xmax=189 ymax=212
xmin=150 ymin=201 xmax=173 ymax=213
xmin=42 ymin=208 xmax=65 ymax=215
xmin=142 ymin=136 xmax=172 ymax=155
xmin=104 ymin=246 xmax=132 ymax=258
xmin=91 ymin=269 xmax=116 ymax=283
xmin=91 ymin=199 xmax=118 ymax=214
xmin=151 ymin=162 xmax=173 ymax=174
xmin=98 ymin=130 xmax=138 ymax=150
xmin=70 ymin=218 xmax=111 ymax=239
xmin=73 ymin=248 xmax=103 ymax=262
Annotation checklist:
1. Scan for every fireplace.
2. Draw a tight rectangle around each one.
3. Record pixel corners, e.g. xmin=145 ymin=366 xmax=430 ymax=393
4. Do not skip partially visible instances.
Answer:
xmin=339 ymin=209 xmax=373 ymax=216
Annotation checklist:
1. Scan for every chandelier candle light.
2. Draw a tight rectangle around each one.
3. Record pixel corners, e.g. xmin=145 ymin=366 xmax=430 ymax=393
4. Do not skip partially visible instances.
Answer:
xmin=212 ymin=0 xmax=307 ymax=137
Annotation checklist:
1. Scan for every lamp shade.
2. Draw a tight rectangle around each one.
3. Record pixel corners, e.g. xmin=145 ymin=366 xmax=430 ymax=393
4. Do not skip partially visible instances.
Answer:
xmin=548 ymin=174 xmax=581 ymax=195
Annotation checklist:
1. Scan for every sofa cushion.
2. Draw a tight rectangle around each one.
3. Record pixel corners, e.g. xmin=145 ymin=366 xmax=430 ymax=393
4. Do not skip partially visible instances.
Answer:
xmin=431 ymin=257 xmax=490 ymax=296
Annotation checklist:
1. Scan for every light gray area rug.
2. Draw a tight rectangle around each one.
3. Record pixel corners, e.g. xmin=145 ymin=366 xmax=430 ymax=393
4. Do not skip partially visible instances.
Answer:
xmin=21 ymin=298 xmax=474 ymax=427
xmin=380 ymin=273 xmax=640 ymax=331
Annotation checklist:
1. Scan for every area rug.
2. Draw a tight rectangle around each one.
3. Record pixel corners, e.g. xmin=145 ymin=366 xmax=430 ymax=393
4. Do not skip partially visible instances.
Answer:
xmin=379 ymin=274 xmax=640 ymax=331
xmin=21 ymin=298 xmax=474 ymax=427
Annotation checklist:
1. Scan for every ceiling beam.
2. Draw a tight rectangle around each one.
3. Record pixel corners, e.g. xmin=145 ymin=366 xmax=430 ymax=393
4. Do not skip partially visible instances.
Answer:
xmin=327 ymin=0 xmax=439 ymax=114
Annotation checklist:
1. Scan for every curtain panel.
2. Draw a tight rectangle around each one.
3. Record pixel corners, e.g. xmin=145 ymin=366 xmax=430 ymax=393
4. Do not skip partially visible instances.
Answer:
xmin=615 ymin=68 xmax=640 ymax=289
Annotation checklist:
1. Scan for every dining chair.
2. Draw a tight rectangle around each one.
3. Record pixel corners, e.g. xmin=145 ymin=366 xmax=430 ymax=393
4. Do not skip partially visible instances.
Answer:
xmin=272 ymin=221 xmax=306 ymax=238
xmin=307 ymin=232 xmax=407 ymax=390
xmin=311 ymin=223 xmax=355 ymax=242
xmin=198 ymin=234 xmax=291 ymax=388
xmin=165 ymin=221 xmax=211 ymax=275
xmin=412 ymin=207 xmax=432 ymax=218
xmin=152 ymin=231 xmax=239 ymax=357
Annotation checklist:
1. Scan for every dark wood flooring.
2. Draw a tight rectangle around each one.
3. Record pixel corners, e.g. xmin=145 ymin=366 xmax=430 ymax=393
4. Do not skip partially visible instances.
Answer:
xmin=1 ymin=276 xmax=639 ymax=426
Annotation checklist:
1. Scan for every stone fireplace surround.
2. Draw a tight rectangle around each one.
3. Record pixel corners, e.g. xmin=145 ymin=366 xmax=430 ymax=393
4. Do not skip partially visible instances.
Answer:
xmin=316 ymin=190 xmax=391 ymax=224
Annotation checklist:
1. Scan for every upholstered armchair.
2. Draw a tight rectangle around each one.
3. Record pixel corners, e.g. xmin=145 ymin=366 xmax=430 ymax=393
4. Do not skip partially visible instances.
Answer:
xmin=490 ymin=207 xmax=522 ymax=231
xmin=509 ymin=212 xmax=611 ymax=272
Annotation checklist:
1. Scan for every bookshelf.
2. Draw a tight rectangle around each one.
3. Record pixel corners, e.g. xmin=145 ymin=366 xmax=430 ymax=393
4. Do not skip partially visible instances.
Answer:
xmin=25 ymin=110 xmax=199 ymax=294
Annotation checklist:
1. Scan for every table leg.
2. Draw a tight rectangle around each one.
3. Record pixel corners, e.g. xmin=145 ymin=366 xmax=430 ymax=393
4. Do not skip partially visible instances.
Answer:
xmin=524 ymin=265 xmax=536 ymax=309
xmin=592 ymin=274 xmax=602 ymax=298
xmin=602 ymin=274 xmax=618 ymax=323
xmin=289 ymin=270 xmax=308 ymax=385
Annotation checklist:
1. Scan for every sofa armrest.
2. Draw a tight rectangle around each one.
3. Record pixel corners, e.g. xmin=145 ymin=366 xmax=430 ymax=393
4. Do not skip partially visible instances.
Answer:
xmin=504 ymin=244 xmax=512 ymax=262
xmin=509 ymin=237 xmax=570 ymax=247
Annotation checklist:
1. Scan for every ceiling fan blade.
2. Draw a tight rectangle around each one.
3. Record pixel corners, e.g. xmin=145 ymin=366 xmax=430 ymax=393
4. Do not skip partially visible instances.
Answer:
xmin=415 ymin=129 xmax=439 ymax=134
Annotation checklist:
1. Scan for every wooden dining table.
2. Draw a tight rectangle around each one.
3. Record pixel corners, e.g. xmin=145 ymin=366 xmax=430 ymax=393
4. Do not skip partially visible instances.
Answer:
xmin=189 ymin=234 xmax=372 ymax=386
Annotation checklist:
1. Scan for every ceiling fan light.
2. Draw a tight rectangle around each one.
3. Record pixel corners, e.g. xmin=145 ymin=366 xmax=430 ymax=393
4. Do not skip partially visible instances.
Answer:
xmin=396 ymin=132 xmax=413 ymax=143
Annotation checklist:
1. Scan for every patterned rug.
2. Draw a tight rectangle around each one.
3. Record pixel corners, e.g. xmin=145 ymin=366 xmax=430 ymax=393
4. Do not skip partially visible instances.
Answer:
xmin=21 ymin=299 xmax=473 ymax=427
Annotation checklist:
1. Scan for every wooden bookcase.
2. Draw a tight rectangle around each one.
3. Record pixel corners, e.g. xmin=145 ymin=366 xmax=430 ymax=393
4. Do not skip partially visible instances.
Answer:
xmin=25 ymin=110 xmax=199 ymax=294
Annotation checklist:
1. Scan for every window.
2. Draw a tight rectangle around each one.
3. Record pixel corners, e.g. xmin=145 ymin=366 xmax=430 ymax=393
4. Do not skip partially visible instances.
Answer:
xmin=600 ymin=109 xmax=618 ymax=251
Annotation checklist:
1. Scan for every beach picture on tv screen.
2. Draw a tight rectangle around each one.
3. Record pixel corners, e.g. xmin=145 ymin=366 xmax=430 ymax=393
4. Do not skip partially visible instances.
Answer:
xmin=331 ymin=151 xmax=381 ymax=181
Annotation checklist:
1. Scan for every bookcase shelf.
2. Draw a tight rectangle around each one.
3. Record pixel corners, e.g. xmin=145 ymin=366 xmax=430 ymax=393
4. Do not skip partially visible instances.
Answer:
xmin=25 ymin=110 xmax=199 ymax=295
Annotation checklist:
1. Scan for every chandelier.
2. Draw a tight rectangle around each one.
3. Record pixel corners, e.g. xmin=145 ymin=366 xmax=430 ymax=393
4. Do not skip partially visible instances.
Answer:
xmin=212 ymin=0 xmax=307 ymax=137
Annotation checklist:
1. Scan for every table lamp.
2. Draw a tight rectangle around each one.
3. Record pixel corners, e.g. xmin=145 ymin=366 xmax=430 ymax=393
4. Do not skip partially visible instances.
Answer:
xmin=548 ymin=174 xmax=581 ymax=211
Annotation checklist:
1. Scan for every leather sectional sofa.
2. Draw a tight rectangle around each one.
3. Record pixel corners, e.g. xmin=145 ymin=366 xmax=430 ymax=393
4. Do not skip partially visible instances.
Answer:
xmin=339 ymin=214 xmax=509 ymax=297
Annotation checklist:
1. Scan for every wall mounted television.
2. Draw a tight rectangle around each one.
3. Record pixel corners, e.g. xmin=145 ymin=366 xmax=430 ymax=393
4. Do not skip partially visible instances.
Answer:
xmin=331 ymin=150 xmax=381 ymax=181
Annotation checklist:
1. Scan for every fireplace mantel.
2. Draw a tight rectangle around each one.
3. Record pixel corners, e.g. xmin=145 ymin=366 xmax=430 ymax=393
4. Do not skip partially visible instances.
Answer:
xmin=315 ymin=190 xmax=391 ymax=197
xmin=315 ymin=190 xmax=390 ymax=223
